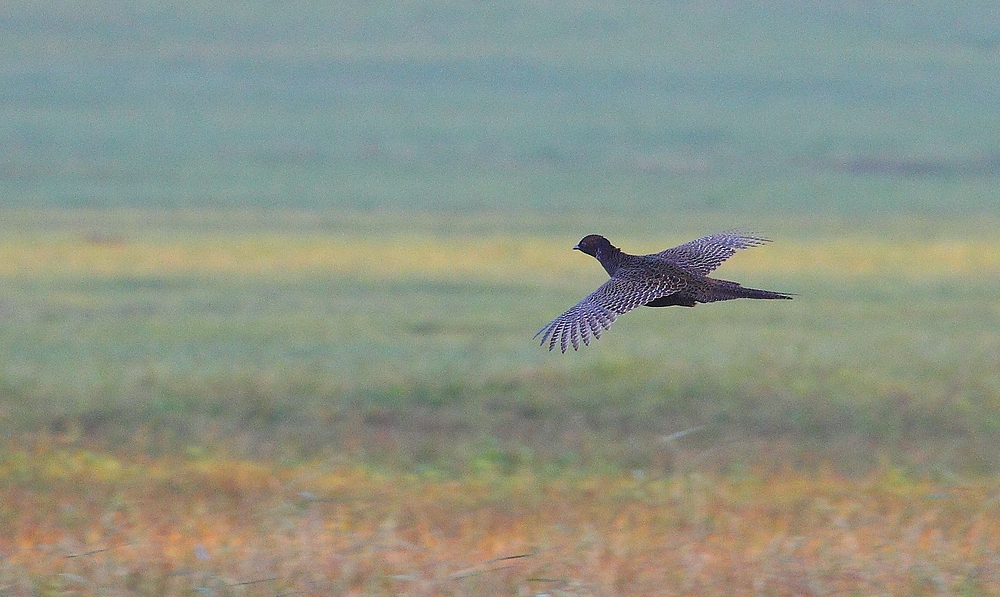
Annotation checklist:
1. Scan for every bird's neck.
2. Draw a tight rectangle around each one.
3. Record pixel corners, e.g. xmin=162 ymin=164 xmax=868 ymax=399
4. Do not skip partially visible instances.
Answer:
xmin=595 ymin=244 xmax=624 ymax=276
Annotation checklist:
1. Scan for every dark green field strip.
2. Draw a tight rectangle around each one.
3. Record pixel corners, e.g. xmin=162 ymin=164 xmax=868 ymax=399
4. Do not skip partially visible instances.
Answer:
xmin=1 ymin=265 xmax=998 ymax=474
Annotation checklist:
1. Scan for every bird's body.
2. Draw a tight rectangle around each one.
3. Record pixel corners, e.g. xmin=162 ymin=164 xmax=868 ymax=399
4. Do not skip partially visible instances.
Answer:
xmin=536 ymin=231 xmax=791 ymax=352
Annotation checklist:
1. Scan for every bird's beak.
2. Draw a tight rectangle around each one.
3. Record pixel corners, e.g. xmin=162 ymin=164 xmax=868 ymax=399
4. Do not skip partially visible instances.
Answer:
xmin=573 ymin=244 xmax=581 ymax=251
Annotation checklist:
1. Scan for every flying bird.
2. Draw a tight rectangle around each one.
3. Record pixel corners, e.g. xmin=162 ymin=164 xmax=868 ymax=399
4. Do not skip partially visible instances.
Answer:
xmin=535 ymin=230 xmax=791 ymax=352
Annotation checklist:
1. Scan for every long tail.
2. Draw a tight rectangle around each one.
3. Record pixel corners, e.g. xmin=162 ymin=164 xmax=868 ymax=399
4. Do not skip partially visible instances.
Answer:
xmin=696 ymin=279 xmax=793 ymax=303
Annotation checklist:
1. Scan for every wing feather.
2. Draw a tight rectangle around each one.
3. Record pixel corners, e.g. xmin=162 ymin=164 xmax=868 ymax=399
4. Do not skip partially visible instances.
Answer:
xmin=655 ymin=230 xmax=769 ymax=275
xmin=535 ymin=275 xmax=685 ymax=352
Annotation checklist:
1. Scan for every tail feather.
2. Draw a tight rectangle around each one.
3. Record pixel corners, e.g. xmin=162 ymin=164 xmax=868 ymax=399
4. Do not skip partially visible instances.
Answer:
xmin=696 ymin=279 xmax=793 ymax=303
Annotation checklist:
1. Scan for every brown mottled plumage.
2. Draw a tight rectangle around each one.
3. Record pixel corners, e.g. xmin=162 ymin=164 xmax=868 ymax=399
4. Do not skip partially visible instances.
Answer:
xmin=535 ymin=231 xmax=791 ymax=352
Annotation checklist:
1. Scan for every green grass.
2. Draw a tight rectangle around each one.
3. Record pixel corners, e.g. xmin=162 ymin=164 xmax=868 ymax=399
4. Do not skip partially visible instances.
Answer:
xmin=2 ymin=209 xmax=1000 ymax=476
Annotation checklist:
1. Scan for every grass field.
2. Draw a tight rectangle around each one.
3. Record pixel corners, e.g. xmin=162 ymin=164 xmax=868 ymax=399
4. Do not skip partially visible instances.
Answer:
xmin=6 ymin=2 xmax=1000 ymax=593
xmin=3 ymin=209 xmax=1000 ymax=595
xmin=4 ymin=208 xmax=1000 ymax=471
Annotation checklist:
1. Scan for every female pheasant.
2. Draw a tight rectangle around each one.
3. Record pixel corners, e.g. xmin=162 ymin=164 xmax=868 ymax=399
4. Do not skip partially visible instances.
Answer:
xmin=536 ymin=231 xmax=792 ymax=352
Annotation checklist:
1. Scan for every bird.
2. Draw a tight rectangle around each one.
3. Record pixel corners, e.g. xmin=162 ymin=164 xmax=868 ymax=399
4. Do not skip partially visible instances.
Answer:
xmin=535 ymin=230 xmax=792 ymax=352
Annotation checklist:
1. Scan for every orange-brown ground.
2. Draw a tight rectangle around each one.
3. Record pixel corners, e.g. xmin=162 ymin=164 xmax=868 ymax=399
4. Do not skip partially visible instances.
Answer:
xmin=3 ymin=448 xmax=1000 ymax=596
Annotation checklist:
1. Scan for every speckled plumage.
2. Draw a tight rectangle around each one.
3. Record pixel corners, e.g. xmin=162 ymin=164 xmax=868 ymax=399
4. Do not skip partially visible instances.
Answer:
xmin=535 ymin=231 xmax=791 ymax=352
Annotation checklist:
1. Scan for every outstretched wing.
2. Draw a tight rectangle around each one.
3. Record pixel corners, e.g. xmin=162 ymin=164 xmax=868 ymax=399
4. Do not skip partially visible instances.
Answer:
xmin=535 ymin=274 xmax=686 ymax=352
xmin=655 ymin=230 xmax=770 ymax=276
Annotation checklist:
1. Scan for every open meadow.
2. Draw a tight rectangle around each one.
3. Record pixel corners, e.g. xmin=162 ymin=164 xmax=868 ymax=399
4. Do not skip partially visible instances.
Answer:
xmin=3 ymin=209 xmax=1000 ymax=595
xmin=5 ymin=1 xmax=1000 ymax=593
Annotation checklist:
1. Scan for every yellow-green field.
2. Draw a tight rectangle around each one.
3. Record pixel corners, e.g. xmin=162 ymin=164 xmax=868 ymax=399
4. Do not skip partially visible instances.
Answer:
xmin=5 ymin=210 xmax=1000 ymax=281
xmin=6 ymin=231 xmax=1000 ymax=280
xmin=3 ymin=210 xmax=1000 ymax=595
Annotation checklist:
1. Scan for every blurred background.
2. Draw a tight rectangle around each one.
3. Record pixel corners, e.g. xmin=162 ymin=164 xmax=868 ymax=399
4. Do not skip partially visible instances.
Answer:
xmin=3 ymin=0 xmax=1000 ymax=475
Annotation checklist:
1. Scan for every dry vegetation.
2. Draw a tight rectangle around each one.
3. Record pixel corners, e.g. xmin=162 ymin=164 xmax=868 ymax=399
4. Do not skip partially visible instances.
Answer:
xmin=4 ymin=446 xmax=1000 ymax=597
